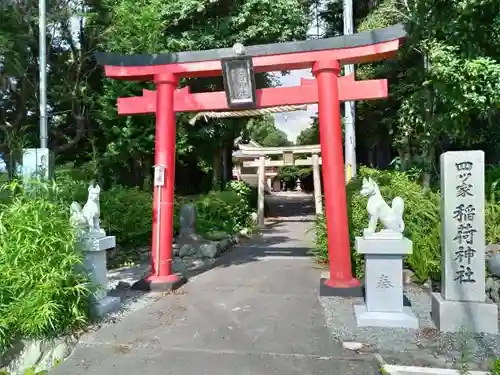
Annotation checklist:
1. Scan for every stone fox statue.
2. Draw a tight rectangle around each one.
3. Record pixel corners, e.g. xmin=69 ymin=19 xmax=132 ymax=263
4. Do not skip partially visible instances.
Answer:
xmin=360 ymin=177 xmax=405 ymax=236
xmin=70 ymin=183 xmax=101 ymax=233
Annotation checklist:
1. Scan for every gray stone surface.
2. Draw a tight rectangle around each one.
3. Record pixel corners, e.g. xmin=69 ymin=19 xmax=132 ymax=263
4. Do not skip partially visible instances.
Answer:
xmin=487 ymin=253 xmax=500 ymax=277
xmin=82 ymin=234 xmax=120 ymax=316
xmin=90 ymin=296 xmax=121 ymax=318
xmin=433 ymin=150 xmax=497 ymax=334
xmin=52 ymin=194 xmax=377 ymax=375
xmin=52 ymin=345 xmax=376 ymax=375
xmin=2 ymin=337 xmax=76 ymax=374
xmin=178 ymin=243 xmax=196 ymax=257
xmin=198 ymin=242 xmax=219 ymax=258
xmin=364 ymin=254 xmax=405 ymax=313
xmin=354 ymin=305 xmax=418 ymax=329
xmin=431 ymin=292 xmax=498 ymax=334
xmin=355 ymin=236 xmax=418 ymax=329
xmin=486 ymin=275 xmax=500 ymax=303
xmin=355 ymin=237 xmax=412 ymax=255
xmin=179 ymin=203 xmax=196 ymax=236
xmin=175 ymin=233 xmax=229 ymax=261
xmin=440 ymin=151 xmax=486 ymax=302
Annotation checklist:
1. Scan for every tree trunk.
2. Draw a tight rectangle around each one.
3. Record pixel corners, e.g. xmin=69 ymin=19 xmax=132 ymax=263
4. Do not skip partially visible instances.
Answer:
xmin=212 ymin=149 xmax=221 ymax=189
xmin=221 ymin=141 xmax=233 ymax=185
xmin=421 ymin=144 xmax=435 ymax=189
xmin=398 ymin=136 xmax=411 ymax=171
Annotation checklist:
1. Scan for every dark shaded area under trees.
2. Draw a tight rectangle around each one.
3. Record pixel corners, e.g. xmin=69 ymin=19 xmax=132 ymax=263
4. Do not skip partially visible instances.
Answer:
xmin=0 ymin=0 xmax=308 ymax=194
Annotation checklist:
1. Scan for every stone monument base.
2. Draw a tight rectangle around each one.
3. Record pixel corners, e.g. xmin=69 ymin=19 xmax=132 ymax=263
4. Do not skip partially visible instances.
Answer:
xmin=431 ymin=292 xmax=498 ymax=334
xmin=354 ymin=304 xmax=419 ymax=329
xmin=90 ymin=295 xmax=121 ymax=318
xmin=82 ymin=234 xmax=121 ymax=318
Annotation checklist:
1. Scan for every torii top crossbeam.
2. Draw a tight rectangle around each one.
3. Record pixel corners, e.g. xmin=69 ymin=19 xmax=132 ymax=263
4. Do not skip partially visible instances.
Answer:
xmin=96 ymin=24 xmax=404 ymax=79
xmin=237 ymin=144 xmax=321 ymax=155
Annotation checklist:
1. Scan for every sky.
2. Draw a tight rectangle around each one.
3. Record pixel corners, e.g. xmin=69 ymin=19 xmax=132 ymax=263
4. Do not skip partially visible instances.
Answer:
xmin=272 ymin=4 xmax=326 ymax=143
xmin=272 ymin=70 xmax=318 ymax=143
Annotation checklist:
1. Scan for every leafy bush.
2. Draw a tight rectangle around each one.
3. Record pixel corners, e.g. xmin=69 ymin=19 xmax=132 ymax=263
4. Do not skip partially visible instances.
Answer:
xmin=0 ymin=181 xmax=90 ymax=354
xmin=313 ymin=166 xmax=500 ymax=283
xmin=0 ymin=173 xmax=255 ymax=353
xmin=486 ymin=165 xmax=500 ymax=197
xmin=312 ymin=167 xmax=441 ymax=283
xmin=277 ymin=166 xmax=312 ymax=186
xmin=194 ymin=189 xmax=252 ymax=234
xmin=54 ymin=163 xmax=93 ymax=204
xmin=100 ymin=185 xmax=152 ymax=247
xmin=226 ymin=180 xmax=257 ymax=208
xmin=55 ymin=166 xmax=153 ymax=249
xmin=486 ymin=180 xmax=500 ymax=244
xmin=52 ymin=167 xmax=255 ymax=268
xmin=226 ymin=180 xmax=252 ymax=199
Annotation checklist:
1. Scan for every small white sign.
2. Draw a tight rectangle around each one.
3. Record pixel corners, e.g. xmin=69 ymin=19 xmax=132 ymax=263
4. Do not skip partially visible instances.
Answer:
xmin=154 ymin=165 xmax=165 ymax=187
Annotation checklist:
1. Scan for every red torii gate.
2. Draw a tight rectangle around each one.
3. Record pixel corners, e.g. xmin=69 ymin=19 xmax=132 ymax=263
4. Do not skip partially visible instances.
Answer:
xmin=96 ymin=24 xmax=406 ymax=295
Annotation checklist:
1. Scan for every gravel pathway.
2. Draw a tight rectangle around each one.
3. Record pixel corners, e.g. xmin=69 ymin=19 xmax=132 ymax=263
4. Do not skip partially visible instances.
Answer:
xmin=320 ymin=280 xmax=500 ymax=371
xmin=72 ymin=192 xmax=500 ymax=373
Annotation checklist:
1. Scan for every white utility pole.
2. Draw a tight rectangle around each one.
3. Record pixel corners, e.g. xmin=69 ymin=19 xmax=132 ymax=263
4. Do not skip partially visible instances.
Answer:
xmin=22 ymin=0 xmax=53 ymax=183
xmin=343 ymin=0 xmax=356 ymax=182
xmin=39 ymin=0 xmax=48 ymax=148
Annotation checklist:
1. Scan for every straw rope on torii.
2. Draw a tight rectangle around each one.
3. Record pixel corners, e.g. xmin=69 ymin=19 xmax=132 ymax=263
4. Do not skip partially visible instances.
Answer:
xmin=188 ymin=105 xmax=307 ymax=125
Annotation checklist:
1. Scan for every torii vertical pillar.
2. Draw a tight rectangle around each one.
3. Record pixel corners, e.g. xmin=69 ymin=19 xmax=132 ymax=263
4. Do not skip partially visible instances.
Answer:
xmin=133 ymin=73 xmax=184 ymax=291
xmin=313 ymin=60 xmax=361 ymax=296
xmin=312 ymin=153 xmax=323 ymax=215
xmin=257 ymin=155 xmax=266 ymax=227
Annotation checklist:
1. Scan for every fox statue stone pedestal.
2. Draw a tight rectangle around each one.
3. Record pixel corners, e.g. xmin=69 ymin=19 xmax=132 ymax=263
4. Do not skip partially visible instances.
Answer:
xmin=81 ymin=233 xmax=120 ymax=318
xmin=71 ymin=183 xmax=120 ymax=318
xmin=353 ymin=178 xmax=419 ymax=329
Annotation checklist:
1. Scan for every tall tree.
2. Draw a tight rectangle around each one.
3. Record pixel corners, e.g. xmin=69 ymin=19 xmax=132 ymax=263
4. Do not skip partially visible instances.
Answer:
xmin=244 ymin=115 xmax=292 ymax=147
xmin=93 ymin=0 xmax=311 ymax=189
xmin=0 ymin=0 xmax=312 ymax=191
xmin=320 ymin=0 xmax=500 ymax=184
xmin=296 ymin=117 xmax=319 ymax=145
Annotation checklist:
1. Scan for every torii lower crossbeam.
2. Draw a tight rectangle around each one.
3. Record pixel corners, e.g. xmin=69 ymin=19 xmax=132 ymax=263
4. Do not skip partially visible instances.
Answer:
xmin=116 ymin=75 xmax=387 ymax=115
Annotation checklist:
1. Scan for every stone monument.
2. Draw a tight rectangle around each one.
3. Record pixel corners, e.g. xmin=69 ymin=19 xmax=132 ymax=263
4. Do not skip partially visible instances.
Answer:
xmin=295 ymin=178 xmax=302 ymax=192
xmin=71 ymin=183 xmax=120 ymax=317
xmin=179 ymin=203 xmax=196 ymax=237
xmin=431 ymin=150 xmax=498 ymax=333
xmin=353 ymin=177 xmax=419 ymax=329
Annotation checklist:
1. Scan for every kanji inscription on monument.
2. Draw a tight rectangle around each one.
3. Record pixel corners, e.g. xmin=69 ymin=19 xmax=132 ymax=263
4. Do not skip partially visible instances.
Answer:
xmin=441 ymin=151 xmax=485 ymax=302
xmin=226 ymin=60 xmax=252 ymax=103
xmin=377 ymin=274 xmax=394 ymax=289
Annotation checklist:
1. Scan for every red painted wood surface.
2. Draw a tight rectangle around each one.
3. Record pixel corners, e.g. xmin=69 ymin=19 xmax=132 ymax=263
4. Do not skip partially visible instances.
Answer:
xmin=117 ymin=75 xmax=388 ymax=115
xmin=100 ymin=29 xmax=405 ymax=292
xmin=104 ymin=39 xmax=403 ymax=80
